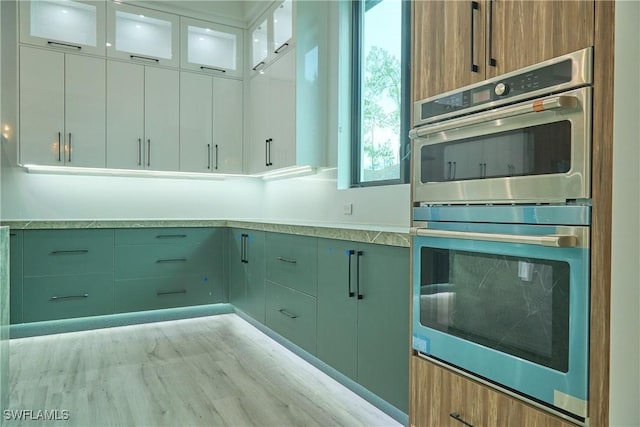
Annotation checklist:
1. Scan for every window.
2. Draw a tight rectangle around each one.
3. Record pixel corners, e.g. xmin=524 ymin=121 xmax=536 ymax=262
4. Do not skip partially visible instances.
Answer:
xmin=351 ymin=0 xmax=410 ymax=186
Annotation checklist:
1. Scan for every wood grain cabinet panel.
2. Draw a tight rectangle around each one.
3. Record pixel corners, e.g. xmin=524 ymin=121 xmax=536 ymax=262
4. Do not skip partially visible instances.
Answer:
xmin=410 ymin=356 xmax=578 ymax=427
xmin=412 ymin=0 xmax=594 ymax=101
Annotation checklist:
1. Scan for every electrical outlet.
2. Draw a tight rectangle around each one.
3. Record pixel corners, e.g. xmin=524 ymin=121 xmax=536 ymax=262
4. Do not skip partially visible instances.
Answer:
xmin=343 ymin=203 xmax=353 ymax=215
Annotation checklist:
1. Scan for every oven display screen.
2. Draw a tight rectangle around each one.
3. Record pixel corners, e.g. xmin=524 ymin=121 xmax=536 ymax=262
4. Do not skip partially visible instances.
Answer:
xmin=472 ymin=88 xmax=491 ymax=104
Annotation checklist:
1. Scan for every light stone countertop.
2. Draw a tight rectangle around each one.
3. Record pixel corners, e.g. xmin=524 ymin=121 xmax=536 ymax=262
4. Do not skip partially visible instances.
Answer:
xmin=1 ymin=219 xmax=410 ymax=247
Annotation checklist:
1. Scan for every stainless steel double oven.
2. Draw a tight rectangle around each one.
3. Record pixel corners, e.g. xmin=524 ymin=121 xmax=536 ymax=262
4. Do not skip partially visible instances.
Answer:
xmin=409 ymin=48 xmax=593 ymax=422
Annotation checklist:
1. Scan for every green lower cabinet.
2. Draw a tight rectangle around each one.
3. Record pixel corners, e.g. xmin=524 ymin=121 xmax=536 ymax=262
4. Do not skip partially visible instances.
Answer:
xmin=317 ymin=239 xmax=358 ymax=380
xmin=115 ymin=274 xmax=220 ymax=313
xmin=265 ymin=233 xmax=318 ymax=296
xmin=22 ymin=273 xmax=114 ymax=323
xmin=265 ymin=281 xmax=317 ymax=355
xmin=114 ymin=228 xmax=218 ymax=246
xmin=228 ymin=229 xmax=266 ymax=323
xmin=9 ymin=231 xmax=23 ymax=324
xmin=317 ymin=238 xmax=409 ymax=413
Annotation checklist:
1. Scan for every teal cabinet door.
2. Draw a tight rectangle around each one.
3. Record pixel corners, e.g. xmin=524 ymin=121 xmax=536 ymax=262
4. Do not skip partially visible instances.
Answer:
xmin=115 ymin=274 xmax=218 ymax=313
xmin=22 ymin=273 xmax=115 ymax=322
xmin=9 ymin=231 xmax=23 ymax=324
xmin=265 ymin=233 xmax=317 ymax=296
xmin=316 ymin=238 xmax=357 ymax=380
xmin=265 ymin=281 xmax=317 ymax=355
xmin=228 ymin=229 xmax=265 ymax=324
xmin=356 ymin=244 xmax=410 ymax=413
xmin=23 ymin=229 xmax=114 ymax=277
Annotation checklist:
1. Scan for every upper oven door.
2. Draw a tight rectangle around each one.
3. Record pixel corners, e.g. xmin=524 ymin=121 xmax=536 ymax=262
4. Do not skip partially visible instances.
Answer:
xmin=411 ymin=86 xmax=591 ymax=204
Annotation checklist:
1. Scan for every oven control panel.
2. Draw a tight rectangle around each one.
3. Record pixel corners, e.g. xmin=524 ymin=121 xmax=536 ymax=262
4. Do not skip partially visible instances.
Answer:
xmin=419 ymin=57 xmax=576 ymax=123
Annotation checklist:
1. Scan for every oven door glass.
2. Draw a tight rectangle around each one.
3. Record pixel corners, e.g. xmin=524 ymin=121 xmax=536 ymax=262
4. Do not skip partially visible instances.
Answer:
xmin=421 ymin=120 xmax=571 ymax=182
xmin=419 ymin=247 xmax=569 ymax=371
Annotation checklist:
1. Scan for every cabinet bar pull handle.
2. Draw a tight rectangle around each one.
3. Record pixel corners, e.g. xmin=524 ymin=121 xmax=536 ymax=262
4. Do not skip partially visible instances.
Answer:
xmin=241 ymin=234 xmax=248 ymax=263
xmin=155 ymin=258 xmax=187 ymax=264
xmin=130 ymin=55 xmax=159 ymax=63
xmin=214 ymin=144 xmax=219 ymax=170
xmin=356 ymin=250 xmax=363 ymax=300
xmin=47 ymin=41 xmax=81 ymax=50
xmin=155 ymin=234 xmax=187 ymax=239
xmin=347 ymin=249 xmax=355 ymax=297
xmin=207 ymin=144 xmax=211 ymax=170
xmin=488 ymin=0 xmax=497 ymax=67
xmin=50 ymin=294 xmax=88 ymax=301
xmin=57 ymin=132 xmax=62 ymax=162
xmin=274 ymin=42 xmax=289 ymax=54
xmin=278 ymin=308 xmax=298 ymax=319
xmin=200 ymin=66 xmax=226 ymax=73
xmin=147 ymin=139 xmax=151 ymax=166
xmin=266 ymin=138 xmax=273 ymax=166
xmin=450 ymin=413 xmax=474 ymax=427
xmin=276 ymin=256 xmax=297 ymax=264
xmin=470 ymin=1 xmax=479 ymax=73
xmin=265 ymin=139 xmax=269 ymax=167
xmin=68 ymin=132 xmax=72 ymax=163
xmin=446 ymin=161 xmax=452 ymax=181
xmin=157 ymin=290 xmax=187 ymax=296
xmin=138 ymin=138 xmax=142 ymax=166
xmin=252 ymin=61 xmax=266 ymax=71
xmin=50 ymin=250 xmax=89 ymax=255
xmin=452 ymin=161 xmax=457 ymax=180
xmin=9 ymin=233 xmax=16 ymax=237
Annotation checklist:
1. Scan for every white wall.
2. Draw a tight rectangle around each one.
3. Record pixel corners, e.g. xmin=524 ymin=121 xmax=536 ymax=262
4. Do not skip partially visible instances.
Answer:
xmin=609 ymin=1 xmax=640 ymax=426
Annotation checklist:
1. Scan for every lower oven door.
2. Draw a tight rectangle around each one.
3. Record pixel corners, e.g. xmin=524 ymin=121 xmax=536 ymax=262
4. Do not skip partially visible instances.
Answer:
xmin=410 ymin=86 xmax=591 ymax=204
xmin=411 ymin=222 xmax=589 ymax=418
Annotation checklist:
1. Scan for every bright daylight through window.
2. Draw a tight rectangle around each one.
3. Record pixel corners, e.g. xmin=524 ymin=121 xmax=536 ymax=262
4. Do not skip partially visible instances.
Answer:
xmin=352 ymin=0 xmax=409 ymax=186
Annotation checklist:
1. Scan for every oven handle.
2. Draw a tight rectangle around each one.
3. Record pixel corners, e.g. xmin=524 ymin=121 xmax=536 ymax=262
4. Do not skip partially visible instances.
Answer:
xmin=410 ymin=227 xmax=578 ymax=248
xmin=409 ymin=95 xmax=579 ymax=139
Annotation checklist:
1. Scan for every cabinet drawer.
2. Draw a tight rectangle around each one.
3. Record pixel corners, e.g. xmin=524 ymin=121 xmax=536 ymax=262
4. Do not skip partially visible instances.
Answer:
xmin=115 ymin=274 xmax=219 ymax=313
xmin=114 ymin=228 xmax=219 ymax=246
xmin=115 ymin=243 xmax=218 ymax=280
xmin=265 ymin=281 xmax=317 ymax=354
xmin=265 ymin=233 xmax=317 ymax=296
xmin=22 ymin=273 xmax=114 ymax=322
xmin=23 ymin=230 xmax=114 ymax=277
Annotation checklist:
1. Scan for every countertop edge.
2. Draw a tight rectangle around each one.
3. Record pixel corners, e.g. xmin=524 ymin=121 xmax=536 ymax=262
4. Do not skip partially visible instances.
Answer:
xmin=2 ymin=220 xmax=410 ymax=247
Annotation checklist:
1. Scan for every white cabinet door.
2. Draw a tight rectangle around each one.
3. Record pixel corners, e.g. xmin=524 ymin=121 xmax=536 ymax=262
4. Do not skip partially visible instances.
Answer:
xmin=272 ymin=0 xmax=294 ymax=55
xmin=267 ymin=49 xmax=296 ymax=169
xmin=106 ymin=61 xmax=144 ymax=170
xmin=179 ymin=72 xmax=213 ymax=173
xmin=19 ymin=47 xmax=65 ymax=166
xmin=144 ymin=67 xmax=179 ymax=171
xmin=250 ymin=17 xmax=269 ymax=71
xmin=180 ymin=17 xmax=243 ymax=78
xmin=65 ymin=54 xmax=106 ymax=168
xmin=107 ymin=2 xmax=179 ymax=68
xmin=212 ymin=77 xmax=243 ymax=174
xmin=19 ymin=0 xmax=106 ymax=56
xmin=247 ymin=72 xmax=270 ymax=174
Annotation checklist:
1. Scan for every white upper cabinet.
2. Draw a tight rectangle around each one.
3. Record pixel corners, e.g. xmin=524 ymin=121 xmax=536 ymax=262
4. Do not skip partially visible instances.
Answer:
xmin=19 ymin=46 xmax=106 ymax=168
xmin=273 ymin=0 xmax=293 ymax=54
xmin=250 ymin=0 xmax=294 ymax=72
xmin=19 ymin=0 xmax=106 ymax=56
xmin=106 ymin=2 xmax=179 ymax=68
xmin=180 ymin=17 xmax=243 ymax=78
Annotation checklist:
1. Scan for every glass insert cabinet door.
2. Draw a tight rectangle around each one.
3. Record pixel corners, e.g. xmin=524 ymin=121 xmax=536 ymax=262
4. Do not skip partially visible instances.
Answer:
xmin=251 ymin=18 xmax=268 ymax=71
xmin=272 ymin=0 xmax=293 ymax=54
xmin=106 ymin=2 xmax=179 ymax=68
xmin=180 ymin=17 xmax=244 ymax=78
xmin=19 ymin=0 xmax=106 ymax=56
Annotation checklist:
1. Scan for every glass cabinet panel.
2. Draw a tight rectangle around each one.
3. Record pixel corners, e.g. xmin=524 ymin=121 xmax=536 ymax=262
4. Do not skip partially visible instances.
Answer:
xmin=273 ymin=0 xmax=293 ymax=53
xmin=180 ymin=18 xmax=243 ymax=78
xmin=19 ymin=0 xmax=105 ymax=55
xmin=106 ymin=2 xmax=179 ymax=67
xmin=251 ymin=18 xmax=268 ymax=69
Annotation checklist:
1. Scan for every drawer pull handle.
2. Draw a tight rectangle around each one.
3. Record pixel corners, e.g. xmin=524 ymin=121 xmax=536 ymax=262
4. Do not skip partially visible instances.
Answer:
xmin=156 ymin=258 xmax=187 ymax=264
xmin=155 ymin=234 xmax=187 ymax=239
xmin=278 ymin=309 xmax=298 ymax=319
xmin=157 ymin=290 xmax=187 ymax=296
xmin=50 ymin=294 xmax=88 ymax=301
xmin=50 ymin=250 xmax=89 ymax=255
xmin=276 ymin=256 xmax=297 ymax=264
xmin=450 ymin=412 xmax=474 ymax=427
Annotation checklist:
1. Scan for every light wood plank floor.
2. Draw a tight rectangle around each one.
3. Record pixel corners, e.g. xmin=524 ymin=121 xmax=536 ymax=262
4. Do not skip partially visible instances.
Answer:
xmin=6 ymin=314 xmax=402 ymax=427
